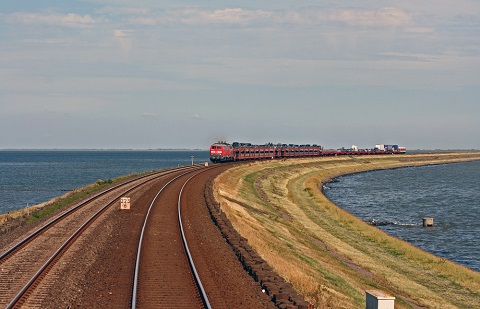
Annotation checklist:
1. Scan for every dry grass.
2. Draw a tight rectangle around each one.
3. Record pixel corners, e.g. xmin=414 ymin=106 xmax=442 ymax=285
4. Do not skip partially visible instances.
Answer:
xmin=0 ymin=170 xmax=157 ymax=227
xmin=214 ymin=153 xmax=480 ymax=308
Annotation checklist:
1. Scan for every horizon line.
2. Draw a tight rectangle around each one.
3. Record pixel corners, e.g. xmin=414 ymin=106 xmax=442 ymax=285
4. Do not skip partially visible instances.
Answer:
xmin=0 ymin=148 xmax=209 ymax=151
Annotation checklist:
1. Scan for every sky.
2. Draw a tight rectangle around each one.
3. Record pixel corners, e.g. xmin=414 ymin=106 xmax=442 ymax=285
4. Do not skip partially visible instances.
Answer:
xmin=1 ymin=1 xmax=479 ymax=150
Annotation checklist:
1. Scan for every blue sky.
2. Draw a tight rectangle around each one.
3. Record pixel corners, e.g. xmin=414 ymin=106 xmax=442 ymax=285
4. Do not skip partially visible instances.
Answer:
xmin=1 ymin=1 xmax=479 ymax=150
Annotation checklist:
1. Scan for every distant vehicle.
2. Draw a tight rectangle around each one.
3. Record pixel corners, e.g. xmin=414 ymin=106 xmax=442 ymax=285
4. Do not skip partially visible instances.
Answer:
xmin=209 ymin=142 xmax=406 ymax=163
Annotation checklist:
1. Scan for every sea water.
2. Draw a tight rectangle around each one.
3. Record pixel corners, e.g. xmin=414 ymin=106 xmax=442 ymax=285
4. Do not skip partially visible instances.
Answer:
xmin=0 ymin=150 xmax=209 ymax=214
xmin=324 ymin=160 xmax=480 ymax=272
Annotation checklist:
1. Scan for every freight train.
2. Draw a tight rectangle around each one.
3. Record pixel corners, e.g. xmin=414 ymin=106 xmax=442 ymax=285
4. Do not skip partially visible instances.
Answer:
xmin=209 ymin=142 xmax=406 ymax=163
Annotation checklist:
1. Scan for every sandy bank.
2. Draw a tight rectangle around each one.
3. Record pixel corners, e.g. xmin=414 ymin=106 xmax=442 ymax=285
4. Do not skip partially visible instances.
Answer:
xmin=213 ymin=152 xmax=480 ymax=308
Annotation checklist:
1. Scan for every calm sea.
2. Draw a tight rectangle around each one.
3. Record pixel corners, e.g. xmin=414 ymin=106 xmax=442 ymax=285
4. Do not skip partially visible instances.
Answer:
xmin=0 ymin=150 xmax=209 ymax=214
xmin=324 ymin=160 xmax=480 ymax=272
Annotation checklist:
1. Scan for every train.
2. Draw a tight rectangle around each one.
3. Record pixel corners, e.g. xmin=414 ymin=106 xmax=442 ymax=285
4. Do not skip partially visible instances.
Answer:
xmin=209 ymin=141 xmax=406 ymax=163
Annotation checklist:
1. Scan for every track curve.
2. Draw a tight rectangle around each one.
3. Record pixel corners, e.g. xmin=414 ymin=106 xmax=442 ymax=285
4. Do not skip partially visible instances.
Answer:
xmin=0 ymin=166 xmax=198 ymax=308
xmin=132 ymin=169 xmax=208 ymax=309
xmin=0 ymin=164 xmax=277 ymax=309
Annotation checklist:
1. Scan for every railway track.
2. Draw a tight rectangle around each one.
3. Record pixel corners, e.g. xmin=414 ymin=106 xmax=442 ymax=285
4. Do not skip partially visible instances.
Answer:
xmin=0 ymin=163 xmax=278 ymax=309
xmin=131 ymin=168 xmax=213 ymax=308
xmin=0 ymin=165 xmax=200 ymax=308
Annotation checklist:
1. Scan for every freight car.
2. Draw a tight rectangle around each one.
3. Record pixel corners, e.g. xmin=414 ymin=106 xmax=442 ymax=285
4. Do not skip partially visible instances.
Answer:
xmin=209 ymin=142 xmax=406 ymax=163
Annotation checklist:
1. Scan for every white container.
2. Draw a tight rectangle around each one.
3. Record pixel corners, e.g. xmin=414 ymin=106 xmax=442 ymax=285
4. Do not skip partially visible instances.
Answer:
xmin=366 ymin=290 xmax=395 ymax=309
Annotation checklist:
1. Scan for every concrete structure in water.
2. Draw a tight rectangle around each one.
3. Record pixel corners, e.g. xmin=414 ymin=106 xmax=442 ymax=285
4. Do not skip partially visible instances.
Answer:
xmin=423 ymin=217 xmax=434 ymax=227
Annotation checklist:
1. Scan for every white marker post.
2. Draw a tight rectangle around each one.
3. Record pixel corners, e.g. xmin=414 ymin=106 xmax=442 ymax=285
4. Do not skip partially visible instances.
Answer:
xmin=120 ymin=197 xmax=131 ymax=210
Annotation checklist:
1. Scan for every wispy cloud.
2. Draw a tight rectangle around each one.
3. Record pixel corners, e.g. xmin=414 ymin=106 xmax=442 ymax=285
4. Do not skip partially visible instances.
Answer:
xmin=1 ymin=4 xmax=477 ymax=92
xmin=179 ymin=8 xmax=274 ymax=25
xmin=96 ymin=6 xmax=152 ymax=16
xmin=6 ymin=12 xmax=105 ymax=28
xmin=110 ymin=6 xmax=413 ymax=28
xmin=329 ymin=7 xmax=412 ymax=27
xmin=191 ymin=114 xmax=204 ymax=120
xmin=113 ymin=29 xmax=133 ymax=38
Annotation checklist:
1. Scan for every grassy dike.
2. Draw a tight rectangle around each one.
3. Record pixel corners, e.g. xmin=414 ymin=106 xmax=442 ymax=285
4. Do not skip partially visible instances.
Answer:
xmin=0 ymin=171 xmax=156 ymax=230
xmin=213 ymin=153 xmax=480 ymax=308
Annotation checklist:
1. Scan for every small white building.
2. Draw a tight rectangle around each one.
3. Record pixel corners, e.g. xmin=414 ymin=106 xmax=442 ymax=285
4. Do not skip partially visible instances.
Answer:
xmin=366 ymin=290 xmax=395 ymax=309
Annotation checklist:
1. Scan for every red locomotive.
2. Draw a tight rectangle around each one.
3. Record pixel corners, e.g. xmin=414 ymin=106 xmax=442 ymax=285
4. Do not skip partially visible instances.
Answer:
xmin=209 ymin=142 xmax=235 ymax=162
xmin=210 ymin=142 xmax=406 ymax=163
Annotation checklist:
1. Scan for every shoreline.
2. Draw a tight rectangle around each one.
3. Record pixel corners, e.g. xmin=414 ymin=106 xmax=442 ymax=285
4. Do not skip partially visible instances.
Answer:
xmin=0 ymin=191 xmax=73 ymax=225
xmin=321 ymin=159 xmax=479 ymax=271
xmin=0 ymin=172 xmax=145 ymax=230
xmin=214 ymin=152 xmax=480 ymax=308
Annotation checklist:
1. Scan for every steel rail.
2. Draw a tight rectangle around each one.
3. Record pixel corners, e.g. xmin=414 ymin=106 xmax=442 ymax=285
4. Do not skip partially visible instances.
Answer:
xmin=0 ymin=165 xmax=194 ymax=262
xmin=130 ymin=168 xmax=201 ymax=309
xmin=178 ymin=171 xmax=213 ymax=309
xmin=131 ymin=165 xmax=220 ymax=309
xmin=4 ymin=166 xmax=201 ymax=308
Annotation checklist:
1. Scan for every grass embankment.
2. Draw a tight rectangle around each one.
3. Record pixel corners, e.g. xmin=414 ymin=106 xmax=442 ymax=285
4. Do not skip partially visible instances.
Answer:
xmin=0 ymin=171 xmax=156 ymax=228
xmin=213 ymin=153 xmax=480 ymax=308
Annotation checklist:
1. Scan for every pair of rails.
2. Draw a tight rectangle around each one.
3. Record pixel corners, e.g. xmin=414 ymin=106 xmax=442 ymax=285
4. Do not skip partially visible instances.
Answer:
xmin=0 ymin=164 xmax=217 ymax=308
